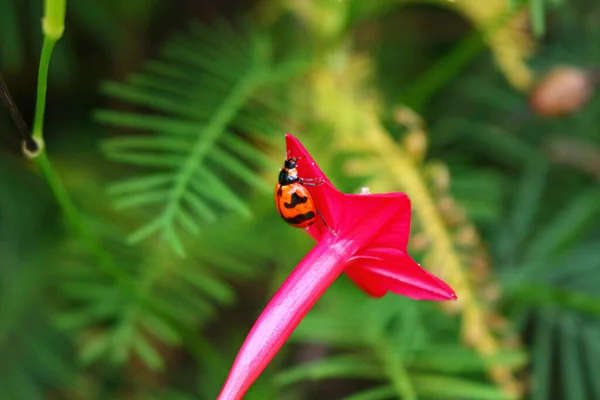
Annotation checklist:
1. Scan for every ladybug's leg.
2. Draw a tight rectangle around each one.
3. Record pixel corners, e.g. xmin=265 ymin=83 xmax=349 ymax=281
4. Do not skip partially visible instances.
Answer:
xmin=316 ymin=209 xmax=337 ymax=236
xmin=299 ymin=177 xmax=324 ymax=186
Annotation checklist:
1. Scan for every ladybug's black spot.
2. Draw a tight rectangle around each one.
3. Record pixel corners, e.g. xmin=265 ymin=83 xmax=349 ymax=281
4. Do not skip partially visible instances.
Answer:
xmin=284 ymin=192 xmax=308 ymax=209
xmin=284 ymin=212 xmax=315 ymax=225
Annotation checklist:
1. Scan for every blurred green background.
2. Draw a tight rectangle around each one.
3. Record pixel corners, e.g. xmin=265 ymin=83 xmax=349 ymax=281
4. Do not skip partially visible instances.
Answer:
xmin=1 ymin=0 xmax=600 ymax=399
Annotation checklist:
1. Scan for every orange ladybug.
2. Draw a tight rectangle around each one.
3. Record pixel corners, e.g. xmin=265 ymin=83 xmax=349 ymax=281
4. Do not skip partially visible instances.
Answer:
xmin=275 ymin=157 xmax=324 ymax=228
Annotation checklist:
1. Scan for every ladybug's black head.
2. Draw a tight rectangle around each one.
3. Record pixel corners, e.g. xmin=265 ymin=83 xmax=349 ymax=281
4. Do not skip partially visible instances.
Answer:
xmin=279 ymin=157 xmax=302 ymax=185
xmin=284 ymin=157 xmax=298 ymax=169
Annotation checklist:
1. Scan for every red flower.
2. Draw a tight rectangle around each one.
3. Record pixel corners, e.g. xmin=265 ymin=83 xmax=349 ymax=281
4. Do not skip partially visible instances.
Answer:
xmin=217 ymin=134 xmax=456 ymax=399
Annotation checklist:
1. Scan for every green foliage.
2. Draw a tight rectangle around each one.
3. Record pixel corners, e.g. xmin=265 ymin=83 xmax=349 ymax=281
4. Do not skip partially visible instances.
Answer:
xmin=0 ymin=158 xmax=74 ymax=398
xmin=500 ymin=183 xmax=600 ymax=400
xmin=97 ymin=21 xmax=293 ymax=256
xmin=52 ymin=165 xmax=274 ymax=366
xmin=420 ymin=2 xmax=600 ymax=398
xmin=278 ymin=281 xmax=525 ymax=399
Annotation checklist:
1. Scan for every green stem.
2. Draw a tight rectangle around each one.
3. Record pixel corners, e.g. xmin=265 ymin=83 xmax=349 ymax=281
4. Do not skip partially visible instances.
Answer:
xmin=30 ymin=0 xmax=131 ymax=285
xmin=31 ymin=37 xmax=55 ymax=145
xmin=376 ymin=341 xmax=417 ymax=400
xmin=31 ymin=0 xmax=65 ymax=146
xmin=35 ymin=153 xmax=130 ymax=283
xmin=36 ymin=154 xmax=80 ymax=232
xmin=530 ymin=0 xmax=545 ymax=37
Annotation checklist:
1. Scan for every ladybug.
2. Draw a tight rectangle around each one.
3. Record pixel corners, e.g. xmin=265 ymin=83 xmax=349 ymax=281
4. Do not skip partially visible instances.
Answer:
xmin=275 ymin=157 xmax=331 ymax=231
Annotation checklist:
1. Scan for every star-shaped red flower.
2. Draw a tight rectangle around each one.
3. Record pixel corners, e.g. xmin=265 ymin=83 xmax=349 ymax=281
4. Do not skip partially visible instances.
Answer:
xmin=217 ymin=134 xmax=456 ymax=399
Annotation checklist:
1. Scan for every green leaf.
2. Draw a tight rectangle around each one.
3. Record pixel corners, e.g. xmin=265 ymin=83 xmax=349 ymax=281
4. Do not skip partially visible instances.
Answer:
xmin=440 ymin=119 xmax=541 ymax=166
xmin=343 ymin=385 xmax=395 ymax=400
xmin=105 ymin=151 xmax=184 ymax=167
xmin=133 ymin=335 xmax=165 ymax=371
xmin=530 ymin=0 xmax=546 ymax=36
xmin=149 ymin=296 xmax=201 ymax=328
xmin=292 ymin=313 xmax=368 ymax=347
xmin=560 ymin=314 xmax=588 ymax=400
xmin=53 ymin=302 xmax=117 ymax=330
xmin=111 ymin=319 xmax=136 ymax=364
xmin=108 ymin=174 xmax=174 ymax=195
xmin=221 ymin=133 xmax=277 ymax=169
xmin=583 ymin=326 xmax=600 ymax=398
xmin=165 ymin=224 xmax=185 ymax=257
xmin=114 ymin=190 xmax=169 ymax=210
xmin=145 ymin=389 xmax=197 ymax=400
xmin=276 ymin=355 xmax=382 ymax=386
xmin=100 ymin=81 xmax=199 ymax=118
xmin=411 ymin=346 xmax=528 ymax=374
xmin=531 ymin=310 xmax=553 ymax=400
xmin=182 ymin=191 xmax=218 ymax=222
xmin=209 ymin=146 xmax=271 ymax=192
xmin=96 ymin=110 xmax=201 ymax=135
xmin=542 ymin=241 xmax=600 ymax=284
xmin=140 ymin=313 xmax=181 ymax=346
xmin=179 ymin=268 xmax=235 ymax=304
xmin=412 ymin=374 xmax=512 ymax=400
xmin=104 ymin=136 xmax=193 ymax=154
xmin=506 ymin=160 xmax=548 ymax=255
xmin=512 ymin=285 xmax=600 ymax=318
xmin=80 ymin=333 xmax=112 ymax=365
xmin=60 ymin=281 xmax=114 ymax=299
xmin=128 ymin=216 xmax=164 ymax=244
xmin=191 ymin=169 xmax=252 ymax=217
xmin=525 ymin=187 xmax=600 ymax=263
xmin=175 ymin=208 xmax=201 ymax=235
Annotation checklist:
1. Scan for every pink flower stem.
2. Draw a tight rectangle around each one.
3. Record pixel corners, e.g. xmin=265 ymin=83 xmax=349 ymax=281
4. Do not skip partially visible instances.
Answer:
xmin=217 ymin=235 xmax=356 ymax=400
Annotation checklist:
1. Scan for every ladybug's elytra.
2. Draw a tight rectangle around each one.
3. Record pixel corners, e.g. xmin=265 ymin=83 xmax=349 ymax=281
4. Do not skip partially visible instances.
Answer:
xmin=275 ymin=157 xmax=324 ymax=229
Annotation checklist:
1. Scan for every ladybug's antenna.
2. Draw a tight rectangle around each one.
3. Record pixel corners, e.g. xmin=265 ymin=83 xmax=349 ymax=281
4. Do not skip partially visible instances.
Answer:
xmin=0 ymin=72 xmax=38 ymax=153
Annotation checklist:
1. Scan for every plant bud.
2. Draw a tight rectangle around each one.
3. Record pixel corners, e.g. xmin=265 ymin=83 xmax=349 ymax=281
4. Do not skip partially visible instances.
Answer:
xmin=530 ymin=66 xmax=594 ymax=117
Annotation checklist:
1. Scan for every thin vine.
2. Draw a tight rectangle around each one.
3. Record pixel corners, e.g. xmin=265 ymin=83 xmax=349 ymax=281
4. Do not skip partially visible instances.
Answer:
xmin=30 ymin=0 xmax=132 ymax=286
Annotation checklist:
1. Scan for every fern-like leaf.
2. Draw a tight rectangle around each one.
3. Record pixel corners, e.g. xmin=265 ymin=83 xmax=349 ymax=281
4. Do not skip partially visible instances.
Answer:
xmin=55 ymin=213 xmax=269 ymax=372
xmin=97 ymin=21 xmax=283 ymax=255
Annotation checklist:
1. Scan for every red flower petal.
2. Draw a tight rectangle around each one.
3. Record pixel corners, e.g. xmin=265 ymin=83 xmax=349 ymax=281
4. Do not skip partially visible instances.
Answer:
xmin=341 ymin=192 xmax=411 ymax=251
xmin=346 ymin=247 xmax=457 ymax=300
